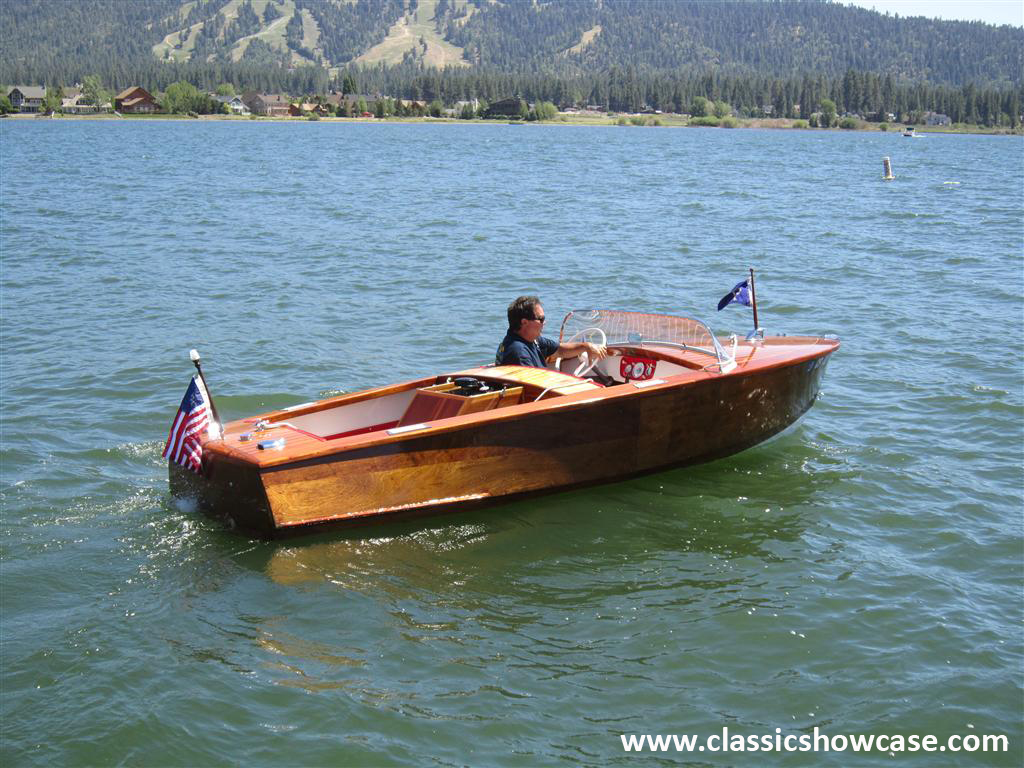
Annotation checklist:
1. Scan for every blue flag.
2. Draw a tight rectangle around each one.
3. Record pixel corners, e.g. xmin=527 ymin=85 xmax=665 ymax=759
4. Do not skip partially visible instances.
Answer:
xmin=717 ymin=279 xmax=752 ymax=311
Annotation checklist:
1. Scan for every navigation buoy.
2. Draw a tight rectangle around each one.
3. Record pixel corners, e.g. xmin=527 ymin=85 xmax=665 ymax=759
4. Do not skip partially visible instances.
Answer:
xmin=882 ymin=156 xmax=895 ymax=181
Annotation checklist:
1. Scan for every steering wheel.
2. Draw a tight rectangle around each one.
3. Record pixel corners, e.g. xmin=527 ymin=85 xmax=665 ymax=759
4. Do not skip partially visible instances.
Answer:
xmin=555 ymin=327 xmax=608 ymax=377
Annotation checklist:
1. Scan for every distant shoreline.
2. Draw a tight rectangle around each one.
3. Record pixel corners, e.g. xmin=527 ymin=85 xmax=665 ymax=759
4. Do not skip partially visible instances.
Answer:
xmin=3 ymin=112 xmax=1020 ymax=136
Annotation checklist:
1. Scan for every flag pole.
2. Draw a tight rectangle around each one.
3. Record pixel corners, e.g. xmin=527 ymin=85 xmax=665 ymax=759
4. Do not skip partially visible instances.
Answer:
xmin=190 ymin=349 xmax=222 ymax=431
xmin=748 ymin=267 xmax=759 ymax=332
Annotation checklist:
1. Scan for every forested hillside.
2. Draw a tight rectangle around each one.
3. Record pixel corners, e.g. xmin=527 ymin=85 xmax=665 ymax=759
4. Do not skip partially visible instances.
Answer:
xmin=1 ymin=0 xmax=181 ymax=77
xmin=1 ymin=0 xmax=1020 ymax=126
xmin=446 ymin=0 xmax=1021 ymax=85
xmin=2 ymin=0 xmax=1020 ymax=87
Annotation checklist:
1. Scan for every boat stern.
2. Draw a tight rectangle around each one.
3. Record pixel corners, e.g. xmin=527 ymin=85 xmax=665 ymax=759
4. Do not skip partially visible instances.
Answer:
xmin=168 ymin=452 xmax=277 ymax=536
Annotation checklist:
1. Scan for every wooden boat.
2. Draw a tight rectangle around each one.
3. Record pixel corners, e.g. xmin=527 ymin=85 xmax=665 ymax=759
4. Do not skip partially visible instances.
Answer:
xmin=169 ymin=310 xmax=839 ymax=537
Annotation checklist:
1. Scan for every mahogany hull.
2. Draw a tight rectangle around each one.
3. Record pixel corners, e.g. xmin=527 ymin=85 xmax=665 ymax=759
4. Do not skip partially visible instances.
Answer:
xmin=170 ymin=339 xmax=836 ymax=537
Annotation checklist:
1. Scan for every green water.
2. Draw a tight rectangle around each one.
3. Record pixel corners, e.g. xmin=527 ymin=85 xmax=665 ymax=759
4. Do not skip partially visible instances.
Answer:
xmin=1 ymin=121 xmax=1021 ymax=765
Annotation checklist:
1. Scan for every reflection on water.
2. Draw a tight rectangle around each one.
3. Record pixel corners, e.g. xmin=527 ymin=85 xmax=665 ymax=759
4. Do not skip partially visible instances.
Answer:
xmin=241 ymin=448 xmax=827 ymax=684
xmin=204 ymin=424 xmax=865 ymax=715
xmin=259 ymin=463 xmax=817 ymax=589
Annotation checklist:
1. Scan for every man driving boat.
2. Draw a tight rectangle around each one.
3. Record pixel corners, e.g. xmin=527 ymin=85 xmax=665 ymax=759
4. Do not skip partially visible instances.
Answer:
xmin=496 ymin=296 xmax=609 ymax=369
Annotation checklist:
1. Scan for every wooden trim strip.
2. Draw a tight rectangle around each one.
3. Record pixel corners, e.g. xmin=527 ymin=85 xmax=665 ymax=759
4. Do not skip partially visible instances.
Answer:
xmin=276 ymin=492 xmax=492 ymax=527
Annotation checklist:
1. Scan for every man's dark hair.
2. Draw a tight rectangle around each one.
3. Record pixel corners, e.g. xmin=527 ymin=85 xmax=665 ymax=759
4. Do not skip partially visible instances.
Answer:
xmin=507 ymin=295 xmax=541 ymax=331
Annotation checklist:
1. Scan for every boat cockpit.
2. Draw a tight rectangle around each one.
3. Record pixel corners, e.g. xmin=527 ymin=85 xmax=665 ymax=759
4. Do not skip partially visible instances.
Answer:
xmin=254 ymin=310 xmax=737 ymax=443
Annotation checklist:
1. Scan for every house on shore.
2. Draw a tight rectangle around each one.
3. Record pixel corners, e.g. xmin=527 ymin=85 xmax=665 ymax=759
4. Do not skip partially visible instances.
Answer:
xmin=321 ymin=91 xmax=345 ymax=112
xmin=320 ymin=91 xmax=382 ymax=114
xmin=212 ymin=94 xmax=250 ymax=115
xmin=114 ymin=87 xmax=159 ymax=114
xmin=342 ymin=93 xmax=381 ymax=112
xmin=7 ymin=86 xmax=46 ymax=113
xmin=61 ymin=86 xmax=105 ymax=114
xmin=289 ymin=101 xmax=331 ymax=117
xmin=62 ymin=93 xmax=105 ymax=114
xmin=242 ymin=92 xmax=291 ymax=116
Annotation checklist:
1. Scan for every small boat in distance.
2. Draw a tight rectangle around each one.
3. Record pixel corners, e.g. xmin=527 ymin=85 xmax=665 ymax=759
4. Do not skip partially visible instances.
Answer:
xmin=168 ymin=309 xmax=839 ymax=537
xmin=902 ymin=126 xmax=916 ymax=137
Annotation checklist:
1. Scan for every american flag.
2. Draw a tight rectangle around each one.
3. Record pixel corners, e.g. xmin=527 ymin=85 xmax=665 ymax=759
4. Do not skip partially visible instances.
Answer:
xmin=163 ymin=376 xmax=210 ymax=473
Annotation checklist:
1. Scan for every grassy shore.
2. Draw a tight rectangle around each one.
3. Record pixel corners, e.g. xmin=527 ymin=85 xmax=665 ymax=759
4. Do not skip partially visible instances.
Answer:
xmin=6 ymin=111 xmax=1020 ymax=135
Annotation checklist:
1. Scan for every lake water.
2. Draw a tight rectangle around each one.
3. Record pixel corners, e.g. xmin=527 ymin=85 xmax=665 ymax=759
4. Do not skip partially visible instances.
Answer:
xmin=1 ymin=119 xmax=1021 ymax=766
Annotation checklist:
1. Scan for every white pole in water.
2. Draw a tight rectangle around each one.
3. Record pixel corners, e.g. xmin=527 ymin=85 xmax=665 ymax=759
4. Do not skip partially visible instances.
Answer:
xmin=882 ymin=156 xmax=895 ymax=181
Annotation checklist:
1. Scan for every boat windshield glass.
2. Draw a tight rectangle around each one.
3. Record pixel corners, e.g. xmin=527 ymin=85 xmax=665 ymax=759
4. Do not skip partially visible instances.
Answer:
xmin=558 ymin=309 xmax=735 ymax=370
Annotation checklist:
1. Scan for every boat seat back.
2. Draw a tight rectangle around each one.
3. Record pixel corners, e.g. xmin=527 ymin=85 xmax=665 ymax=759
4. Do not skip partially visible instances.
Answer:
xmin=398 ymin=383 xmax=523 ymax=426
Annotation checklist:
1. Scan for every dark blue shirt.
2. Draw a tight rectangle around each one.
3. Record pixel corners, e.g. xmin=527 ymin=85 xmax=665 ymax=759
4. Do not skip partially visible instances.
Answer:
xmin=496 ymin=331 xmax=559 ymax=368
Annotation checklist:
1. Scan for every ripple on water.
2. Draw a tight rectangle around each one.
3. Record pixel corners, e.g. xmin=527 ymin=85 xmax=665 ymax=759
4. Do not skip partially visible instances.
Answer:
xmin=1 ymin=122 xmax=1021 ymax=765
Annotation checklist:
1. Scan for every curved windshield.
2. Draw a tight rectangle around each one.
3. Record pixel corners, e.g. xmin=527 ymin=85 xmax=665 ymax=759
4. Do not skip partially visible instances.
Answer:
xmin=558 ymin=309 xmax=736 ymax=372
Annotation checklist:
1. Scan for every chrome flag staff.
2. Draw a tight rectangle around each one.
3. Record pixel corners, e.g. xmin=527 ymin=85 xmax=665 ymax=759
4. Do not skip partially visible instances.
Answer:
xmin=163 ymin=350 xmax=222 ymax=473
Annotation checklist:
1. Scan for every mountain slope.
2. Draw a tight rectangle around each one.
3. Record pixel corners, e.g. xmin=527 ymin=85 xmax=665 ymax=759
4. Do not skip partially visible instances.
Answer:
xmin=355 ymin=0 xmax=468 ymax=68
xmin=1 ymin=0 xmax=1020 ymax=86
xmin=445 ymin=0 xmax=1022 ymax=85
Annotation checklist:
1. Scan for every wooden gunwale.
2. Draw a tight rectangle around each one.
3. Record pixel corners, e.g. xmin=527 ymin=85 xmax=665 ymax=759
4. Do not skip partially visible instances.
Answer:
xmin=204 ymin=338 xmax=838 ymax=472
